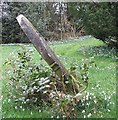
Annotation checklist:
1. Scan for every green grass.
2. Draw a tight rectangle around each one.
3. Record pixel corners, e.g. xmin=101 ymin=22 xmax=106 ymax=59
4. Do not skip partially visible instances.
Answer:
xmin=1 ymin=38 xmax=116 ymax=118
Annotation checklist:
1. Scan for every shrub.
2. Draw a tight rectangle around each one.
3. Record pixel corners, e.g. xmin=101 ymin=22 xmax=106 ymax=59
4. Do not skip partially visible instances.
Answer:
xmin=4 ymin=46 xmax=52 ymax=105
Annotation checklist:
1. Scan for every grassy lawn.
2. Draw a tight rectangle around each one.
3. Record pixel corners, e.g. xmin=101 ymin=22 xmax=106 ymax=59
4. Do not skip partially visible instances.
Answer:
xmin=1 ymin=38 xmax=116 ymax=118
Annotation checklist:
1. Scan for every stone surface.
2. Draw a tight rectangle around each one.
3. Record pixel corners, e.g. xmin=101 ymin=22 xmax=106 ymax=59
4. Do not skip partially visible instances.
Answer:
xmin=16 ymin=14 xmax=69 ymax=80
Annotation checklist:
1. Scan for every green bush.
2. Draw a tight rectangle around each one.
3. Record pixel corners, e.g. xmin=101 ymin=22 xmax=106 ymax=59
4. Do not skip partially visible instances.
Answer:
xmin=4 ymin=46 xmax=52 ymax=105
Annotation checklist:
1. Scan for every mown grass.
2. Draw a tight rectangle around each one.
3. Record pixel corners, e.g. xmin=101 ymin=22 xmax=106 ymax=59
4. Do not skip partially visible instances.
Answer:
xmin=1 ymin=38 xmax=116 ymax=118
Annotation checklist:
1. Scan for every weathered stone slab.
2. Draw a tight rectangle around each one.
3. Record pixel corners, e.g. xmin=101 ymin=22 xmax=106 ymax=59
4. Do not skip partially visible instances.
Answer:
xmin=16 ymin=14 xmax=69 ymax=80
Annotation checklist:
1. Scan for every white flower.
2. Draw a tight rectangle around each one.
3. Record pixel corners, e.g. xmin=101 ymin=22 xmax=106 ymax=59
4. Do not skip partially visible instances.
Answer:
xmin=43 ymin=91 xmax=48 ymax=94
xmin=45 ymin=85 xmax=50 ymax=88
xmin=86 ymin=103 xmax=89 ymax=106
xmin=0 ymin=96 xmax=3 ymax=100
xmin=22 ymin=85 xmax=27 ymax=90
xmin=23 ymin=91 xmax=26 ymax=94
xmin=31 ymin=89 xmax=34 ymax=93
xmin=108 ymin=96 xmax=111 ymax=100
xmin=20 ymin=106 xmax=22 ymax=109
xmin=39 ymin=110 xmax=41 ymax=113
xmin=66 ymin=94 xmax=72 ymax=99
xmin=82 ymin=103 xmax=85 ymax=106
xmin=94 ymin=100 xmax=97 ymax=104
xmin=86 ymin=96 xmax=89 ymax=100
xmin=108 ymin=109 xmax=110 ymax=112
xmin=87 ymin=113 xmax=92 ymax=117
xmin=93 ymin=95 xmax=96 ymax=99
xmin=94 ymin=111 xmax=96 ymax=114
xmin=24 ymin=101 xmax=26 ymax=104
xmin=63 ymin=115 xmax=66 ymax=118
xmin=75 ymin=93 xmax=82 ymax=97
xmin=8 ymin=99 xmax=11 ymax=102
xmin=26 ymin=99 xmax=29 ymax=102
xmin=82 ymin=110 xmax=85 ymax=113
xmin=33 ymin=86 xmax=37 ymax=89
xmin=104 ymin=97 xmax=107 ymax=100
xmin=65 ymin=81 xmax=69 ymax=84
xmin=30 ymin=112 xmax=33 ymax=115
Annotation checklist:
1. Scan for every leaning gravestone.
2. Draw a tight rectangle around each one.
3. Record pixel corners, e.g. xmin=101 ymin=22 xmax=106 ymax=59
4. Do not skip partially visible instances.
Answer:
xmin=16 ymin=14 xmax=81 ymax=94
xmin=16 ymin=14 xmax=69 ymax=80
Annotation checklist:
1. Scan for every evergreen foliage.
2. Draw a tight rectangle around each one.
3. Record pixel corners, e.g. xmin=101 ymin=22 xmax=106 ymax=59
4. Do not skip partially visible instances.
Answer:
xmin=2 ymin=2 xmax=118 ymax=46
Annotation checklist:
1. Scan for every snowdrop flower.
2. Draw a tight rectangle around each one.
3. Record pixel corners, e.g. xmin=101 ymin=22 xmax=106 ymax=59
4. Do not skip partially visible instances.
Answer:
xmin=39 ymin=110 xmax=41 ymax=113
xmin=87 ymin=113 xmax=92 ymax=117
xmin=94 ymin=100 xmax=97 ymax=104
xmin=108 ymin=109 xmax=110 ymax=112
xmin=26 ymin=99 xmax=29 ymax=102
xmin=82 ymin=110 xmax=85 ymax=113
xmin=20 ymin=106 xmax=22 ymax=109
xmin=8 ymin=99 xmax=11 ymax=102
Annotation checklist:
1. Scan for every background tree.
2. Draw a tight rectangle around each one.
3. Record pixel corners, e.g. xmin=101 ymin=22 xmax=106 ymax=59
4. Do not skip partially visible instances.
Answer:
xmin=79 ymin=2 xmax=118 ymax=46
xmin=66 ymin=2 xmax=118 ymax=46
xmin=2 ymin=2 xmax=29 ymax=43
xmin=2 ymin=2 xmax=118 ymax=46
xmin=2 ymin=2 xmax=52 ymax=43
